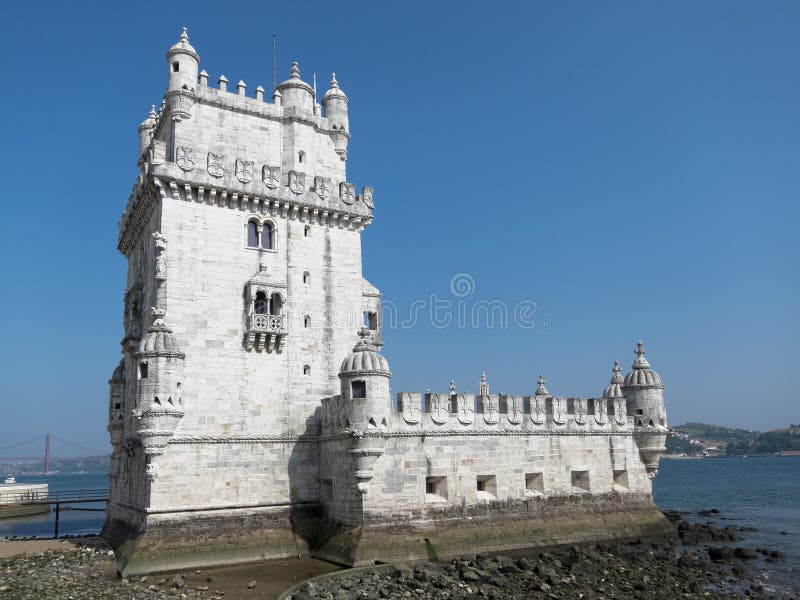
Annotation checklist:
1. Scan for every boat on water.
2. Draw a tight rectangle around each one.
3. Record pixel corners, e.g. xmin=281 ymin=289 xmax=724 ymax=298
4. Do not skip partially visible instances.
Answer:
xmin=0 ymin=476 xmax=49 ymax=519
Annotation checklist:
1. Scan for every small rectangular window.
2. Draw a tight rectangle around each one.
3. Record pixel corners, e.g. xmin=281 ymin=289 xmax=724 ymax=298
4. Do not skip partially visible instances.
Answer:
xmin=571 ymin=470 xmax=590 ymax=493
xmin=613 ymin=469 xmax=629 ymax=491
xmin=476 ymin=475 xmax=497 ymax=499
xmin=114 ymin=403 xmax=121 ymax=410
xmin=139 ymin=362 xmax=148 ymax=379
xmin=525 ymin=472 xmax=544 ymax=496
xmin=425 ymin=476 xmax=447 ymax=502
xmin=172 ymin=62 xmax=180 ymax=72
xmin=351 ymin=381 xmax=366 ymax=399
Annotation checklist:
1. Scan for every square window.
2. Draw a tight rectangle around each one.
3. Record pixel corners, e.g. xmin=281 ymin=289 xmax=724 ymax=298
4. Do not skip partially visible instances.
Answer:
xmin=425 ymin=476 xmax=447 ymax=502
xmin=525 ymin=472 xmax=544 ymax=496
xmin=476 ymin=475 xmax=497 ymax=500
xmin=571 ymin=470 xmax=590 ymax=493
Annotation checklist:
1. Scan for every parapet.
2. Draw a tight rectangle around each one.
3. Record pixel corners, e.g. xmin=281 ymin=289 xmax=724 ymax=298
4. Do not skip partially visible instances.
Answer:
xmin=320 ymin=391 xmax=631 ymax=436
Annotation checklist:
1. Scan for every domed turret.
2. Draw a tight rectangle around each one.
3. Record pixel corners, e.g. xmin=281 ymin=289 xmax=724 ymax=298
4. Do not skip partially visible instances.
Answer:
xmin=603 ymin=361 xmax=624 ymax=399
xmin=276 ymin=62 xmax=314 ymax=113
xmin=322 ymin=73 xmax=350 ymax=159
xmin=137 ymin=105 xmax=157 ymax=161
xmin=133 ymin=309 xmax=185 ymax=456
xmin=338 ymin=329 xmax=391 ymax=430
xmin=108 ymin=360 xmax=126 ymax=445
xmin=621 ymin=341 xmax=667 ymax=478
xmin=340 ymin=329 xmax=391 ymax=376
xmin=338 ymin=329 xmax=391 ymax=495
xmin=166 ymin=27 xmax=200 ymax=93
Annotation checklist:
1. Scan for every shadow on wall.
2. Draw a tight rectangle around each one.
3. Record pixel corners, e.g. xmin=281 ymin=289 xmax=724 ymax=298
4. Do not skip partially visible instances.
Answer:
xmin=287 ymin=408 xmax=327 ymax=556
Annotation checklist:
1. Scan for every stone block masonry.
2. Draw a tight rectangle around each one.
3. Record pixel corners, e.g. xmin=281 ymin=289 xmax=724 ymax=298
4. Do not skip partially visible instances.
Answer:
xmin=103 ymin=28 xmax=670 ymax=575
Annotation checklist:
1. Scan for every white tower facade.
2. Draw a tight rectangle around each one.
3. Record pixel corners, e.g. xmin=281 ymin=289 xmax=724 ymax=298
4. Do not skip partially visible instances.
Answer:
xmin=104 ymin=29 xmax=380 ymax=575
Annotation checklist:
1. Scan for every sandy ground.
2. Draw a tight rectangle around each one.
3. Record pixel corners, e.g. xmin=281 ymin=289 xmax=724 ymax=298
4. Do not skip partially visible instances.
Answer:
xmin=0 ymin=537 xmax=106 ymax=558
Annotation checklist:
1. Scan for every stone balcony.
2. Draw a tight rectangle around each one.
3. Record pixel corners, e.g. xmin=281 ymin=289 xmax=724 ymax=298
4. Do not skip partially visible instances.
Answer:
xmin=245 ymin=313 xmax=286 ymax=352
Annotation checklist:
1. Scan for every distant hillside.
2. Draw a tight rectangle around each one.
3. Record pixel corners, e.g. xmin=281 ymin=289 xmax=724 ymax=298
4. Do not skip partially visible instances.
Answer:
xmin=668 ymin=423 xmax=800 ymax=456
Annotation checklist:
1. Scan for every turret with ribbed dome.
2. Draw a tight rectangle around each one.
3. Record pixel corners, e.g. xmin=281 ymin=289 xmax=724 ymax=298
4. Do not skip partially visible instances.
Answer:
xmin=338 ymin=329 xmax=391 ymax=431
xmin=166 ymin=27 xmax=199 ymax=94
xmin=621 ymin=341 xmax=667 ymax=477
xmin=276 ymin=62 xmax=314 ymax=113
xmin=322 ymin=73 xmax=350 ymax=160
xmin=131 ymin=309 xmax=185 ymax=457
xmin=340 ymin=328 xmax=391 ymax=376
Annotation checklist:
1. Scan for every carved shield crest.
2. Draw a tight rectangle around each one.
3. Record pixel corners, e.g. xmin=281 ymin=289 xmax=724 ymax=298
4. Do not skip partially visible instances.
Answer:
xmin=262 ymin=165 xmax=280 ymax=189
xmin=429 ymin=393 xmax=449 ymax=425
xmin=595 ymin=398 xmax=608 ymax=425
xmin=340 ymin=182 xmax=356 ymax=204
xmin=314 ymin=176 xmax=332 ymax=200
xmin=361 ymin=185 xmax=374 ymax=208
xmin=529 ymin=396 xmax=546 ymax=425
xmin=507 ymin=395 xmax=523 ymax=425
xmin=207 ymin=151 xmax=225 ymax=177
xmin=150 ymin=140 xmax=166 ymax=165
xmin=552 ymin=397 xmax=566 ymax=425
xmin=289 ymin=171 xmax=305 ymax=194
xmin=456 ymin=394 xmax=475 ymax=425
xmin=235 ymin=159 xmax=254 ymax=183
xmin=574 ymin=398 xmax=588 ymax=425
xmin=402 ymin=402 xmax=421 ymax=425
xmin=175 ymin=146 xmax=194 ymax=171
xmin=614 ymin=398 xmax=627 ymax=425
xmin=483 ymin=395 xmax=500 ymax=425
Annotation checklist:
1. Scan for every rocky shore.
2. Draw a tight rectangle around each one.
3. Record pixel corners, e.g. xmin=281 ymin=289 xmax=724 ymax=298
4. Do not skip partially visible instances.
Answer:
xmin=0 ymin=510 xmax=795 ymax=600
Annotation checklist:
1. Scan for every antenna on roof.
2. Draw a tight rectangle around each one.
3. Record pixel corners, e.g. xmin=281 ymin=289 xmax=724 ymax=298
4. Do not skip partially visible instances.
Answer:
xmin=272 ymin=33 xmax=277 ymax=92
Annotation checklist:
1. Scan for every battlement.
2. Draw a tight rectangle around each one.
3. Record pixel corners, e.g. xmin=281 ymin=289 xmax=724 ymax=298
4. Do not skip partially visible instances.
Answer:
xmin=320 ymin=391 xmax=631 ymax=436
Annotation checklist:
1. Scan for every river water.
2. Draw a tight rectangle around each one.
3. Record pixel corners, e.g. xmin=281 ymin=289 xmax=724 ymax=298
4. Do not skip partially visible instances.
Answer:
xmin=2 ymin=457 xmax=798 ymax=592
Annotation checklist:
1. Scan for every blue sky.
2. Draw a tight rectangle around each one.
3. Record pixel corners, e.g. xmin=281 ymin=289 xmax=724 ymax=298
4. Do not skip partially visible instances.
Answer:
xmin=0 ymin=1 xmax=797 ymax=453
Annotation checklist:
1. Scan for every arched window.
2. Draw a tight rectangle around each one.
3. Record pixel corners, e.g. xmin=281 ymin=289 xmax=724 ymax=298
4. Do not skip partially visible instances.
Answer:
xmin=254 ymin=291 xmax=268 ymax=314
xmin=303 ymin=365 xmax=310 ymax=375
xmin=304 ymin=225 xmax=310 ymax=238
xmin=261 ymin=222 xmax=273 ymax=250
xmin=246 ymin=220 xmax=259 ymax=247
xmin=303 ymin=271 xmax=310 ymax=284
xmin=269 ymin=293 xmax=282 ymax=316
xmin=298 ymin=151 xmax=305 ymax=163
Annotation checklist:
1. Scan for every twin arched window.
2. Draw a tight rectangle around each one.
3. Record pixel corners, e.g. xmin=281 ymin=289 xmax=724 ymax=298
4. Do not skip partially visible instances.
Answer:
xmin=254 ymin=291 xmax=283 ymax=315
xmin=246 ymin=219 xmax=274 ymax=250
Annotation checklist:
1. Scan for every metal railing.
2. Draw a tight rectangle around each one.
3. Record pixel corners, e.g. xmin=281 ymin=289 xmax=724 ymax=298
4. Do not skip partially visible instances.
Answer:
xmin=1 ymin=488 xmax=109 ymax=505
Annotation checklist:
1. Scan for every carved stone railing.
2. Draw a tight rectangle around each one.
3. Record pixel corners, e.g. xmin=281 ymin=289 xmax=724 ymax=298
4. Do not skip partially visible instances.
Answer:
xmin=250 ymin=314 xmax=285 ymax=332
xmin=246 ymin=314 xmax=287 ymax=352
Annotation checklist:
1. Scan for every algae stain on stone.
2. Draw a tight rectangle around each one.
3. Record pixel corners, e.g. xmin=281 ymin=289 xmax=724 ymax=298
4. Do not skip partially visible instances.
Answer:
xmin=423 ymin=538 xmax=439 ymax=562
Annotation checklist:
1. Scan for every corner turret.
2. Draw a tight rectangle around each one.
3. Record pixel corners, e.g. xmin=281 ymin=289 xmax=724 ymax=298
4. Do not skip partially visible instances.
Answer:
xmin=621 ymin=341 xmax=667 ymax=477
xmin=166 ymin=27 xmax=199 ymax=93
xmin=338 ymin=328 xmax=392 ymax=430
xmin=137 ymin=105 xmax=156 ymax=161
xmin=132 ymin=309 xmax=186 ymax=460
xmin=322 ymin=73 xmax=350 ymax=159
xmin=276 ymin=62 xmax=314 ymax=114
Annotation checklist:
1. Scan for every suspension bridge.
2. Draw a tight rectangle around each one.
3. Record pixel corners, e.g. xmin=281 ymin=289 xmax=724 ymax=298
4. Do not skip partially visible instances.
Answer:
xmin=0 ymin=434 xmax=109 ymax=474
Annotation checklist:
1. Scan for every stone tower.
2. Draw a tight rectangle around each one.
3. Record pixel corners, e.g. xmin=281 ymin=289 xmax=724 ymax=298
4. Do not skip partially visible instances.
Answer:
xmin=621 ymin=342 xmax=668 ymax=477
xmin=104 ymin=29 xmax=380 ymax=575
